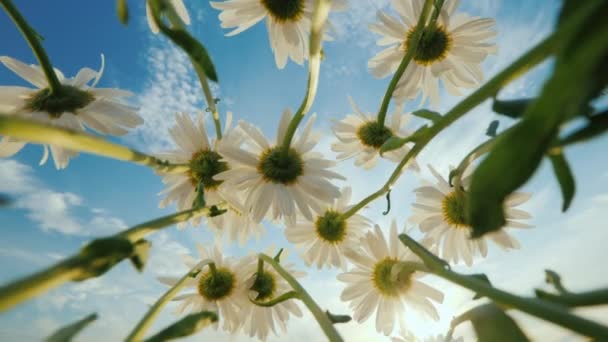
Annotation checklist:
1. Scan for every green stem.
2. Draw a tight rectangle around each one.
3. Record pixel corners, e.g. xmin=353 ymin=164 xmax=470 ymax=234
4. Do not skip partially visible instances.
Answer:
xmin=398 ymin=233 xmax=608 ymax=340
xmin=535 ymin=288 xmax=608 ymax=308
xmin=193 ymin=62 xmax=222 ymax=140
xmin=376 ymin=0 xmax=434 ymax=127
xmin=343 ymin=29 xmax=557 ymax=219
xmin=0 ymin=0 xmax=61 ymax=92
xmin=280 ymin=0 xmax=332 ymax=155
xmin=452 ymin=137 xmax=496 ymax=191
xmin=126 ymin=260 xmax=211 ymax=342
xmin=260 ymin=254 xmax=343 ymax=342
xmin=0 ymin=206 xmax=218 ymax=312
xmin=427 ymin=0 xmax=444 ymax=29
xmin=0 ymin=116 xmax=189 ymax=174
xmin=250 ymin=290 xmax=301 ymax=308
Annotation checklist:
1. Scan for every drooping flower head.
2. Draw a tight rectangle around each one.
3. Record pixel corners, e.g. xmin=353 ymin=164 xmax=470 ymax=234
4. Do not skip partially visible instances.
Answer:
xmin=146 ymin=0 xmax=191 ymax=34
xmin=216 ymin=109 xmax=344 ymax=226
xmin=210 ymin=0 xmax=346 ymax=69
xmin=0 ymin=56 xmax=142 ymax=169
xmin=158 ymin=244 xmax=251 ymax=333
xmin=368 ymin=0 xmax=497 ymax=104
xmin=331 ymin=97 xmax=419 ymax=170
xmin=239 ymin=252 xmax=304 ymax=340
xmin=285 ymin=186 xmax=371 ymax=270
xmin=157 ymin=111 xmax=264 ymax=244
xmin=338 ymin=221 xmax=444 ymax=335
xmin=409 ymin=165 xmax=532 ymax=266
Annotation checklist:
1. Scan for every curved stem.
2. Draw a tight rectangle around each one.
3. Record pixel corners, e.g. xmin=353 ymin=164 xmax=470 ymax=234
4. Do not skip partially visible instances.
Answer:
xmin=376 ymin=0 xmax=434 ymax=127
xmin=250 ymin=290 xmax=301 ymax=308
xmin=0 ymin=0 xmax=61 ymax=92
xmin=343 ymin=29 xmax=558 ymax=219
xmin=0 ymin=206 xmax=218 ymax=312
xmin=280 ymin=0 xmax=332 ymax=155
xmin=0 ymin=116 xmax=190 ymax=174
xmin=398 ymin=233 xmax=608 ymax=340
xmin=535 ymin=288 xmax=608 ymax=308
xmin=452 ymin=137 xmax=496 ymax=191
xmin=126 ymin=260 xmax=211 ymax=342
xmin=193 ymin=62 xmax=222 ymax=140
xmin=260 ymin=254 xmax=343 ymax=342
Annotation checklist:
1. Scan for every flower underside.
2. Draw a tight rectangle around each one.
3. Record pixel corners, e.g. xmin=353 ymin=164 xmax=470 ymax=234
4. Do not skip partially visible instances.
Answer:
xmin=251 ymin=271 xmax=276 ymax=301
xmin=25 ymin=85 xmax=94 ymax=118
xmin=198 ymin=267 xmax=236 ymax=301
xmin=357 ymin=121 xmax=393 ymax=149
xmin=315 ymin=210 xmax=347 ymax=243
xmin=405 ymin=26 xmax=452 ymax=66
xmin=258 ymin=147 xmax=304 ymax=185
xmin=261 ymin=0 xmax=304 ymax=22
xmin=372 ymin=257 xmax=412 ymax=297
xmin=441 ymin=191 xmax=470 ymax=228
xmin=188 ymin=150 xmax=228 ymax=190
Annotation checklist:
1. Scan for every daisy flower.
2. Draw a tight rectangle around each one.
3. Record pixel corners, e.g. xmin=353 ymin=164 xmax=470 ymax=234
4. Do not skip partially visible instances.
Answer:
xmin=285 ymin=186 xmax=371 ymax=270
xmin=146 ymin=0 xmax=191 ymax=34
xmin=209 ymin=0 xmax=346 ymax=69
xmin=368 ymin=0 xmax=497 ymax=104
xmin=409 ymin=165 xmax=532 ymax=266
xmin=158 ymin=244 xmax=251 ymax=333
xmin=331 ymin=97 xmax=419 ymax=170
xmin=157 ymin=111 xmax=264 ymax=244
xmin=215 ymin=109 xmax=344 ymax=226
xmin=0 ymin=55 xmax=142 ymax=169
xmin=240 ymin=253 xmax=304 ymax=340
xmin=338 ymin=221 xmax=444 ymax=336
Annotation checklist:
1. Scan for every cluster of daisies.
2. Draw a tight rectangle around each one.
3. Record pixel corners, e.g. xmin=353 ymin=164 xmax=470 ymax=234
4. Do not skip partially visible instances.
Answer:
xmin=0 ymin=0 xmax=532 ymax=340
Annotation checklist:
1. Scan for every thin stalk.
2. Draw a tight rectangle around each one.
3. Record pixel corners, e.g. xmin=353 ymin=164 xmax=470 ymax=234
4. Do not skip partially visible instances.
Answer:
xmin=0 ymin=0 xmax=61 ymax=92
xmin=126 ymin=260 xmax=211 ymax=342
xmin=193 ymin=62 xmax=222 ymax=140
xmin=343 ymin=30 xmax=558 ymax=219
xmin=376 ymin=0 xmax=434 ymax=127
xmin=0 ymin=116 xmax=190 ymax=174
xmin=535 ymin=288 xmax=608 ymax=308
xmin=0 ymin=206 xmax=218 ymax=312
xmin=398 ymin=233 xmax=608 ymax=340
xmin=260 ymin=254 xmax=343 ymax=342
xmin=452 ymin=137 xmax=496 ymax=191
xmin=280 ymin=0 xmax=332 ymax=155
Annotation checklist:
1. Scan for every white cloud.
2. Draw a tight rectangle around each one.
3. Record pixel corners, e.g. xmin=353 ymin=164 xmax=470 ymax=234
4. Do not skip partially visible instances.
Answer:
xmin=0 ymin=160 xmax=127 ymax=236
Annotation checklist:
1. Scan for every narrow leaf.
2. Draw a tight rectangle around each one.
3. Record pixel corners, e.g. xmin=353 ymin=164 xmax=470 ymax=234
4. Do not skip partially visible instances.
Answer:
xmin=379 ymin=137 xmax=407 ymax=155
xmin=470 ymin=274 xmax=492 ymax=299
xmin=45 ymin=313 xmax=97 ymax=342
xmin=559 ymin=110 xmax=608 ymax=147
xmin=454 ymin=304 xmax=529 ymax=342
xmin=492 ymin=98 xmax=533 ymax=119
xmin=326 ymin=310 xmax=352 ymax=324
xmin=159 ymin=28 xmax=218 ymax=82
xmin=412 ymin=109 xmax=442 ymax=122
xmin=117 ymin=0 xmax=129 ymax=25
xmin=548 ymin=151 xmax=575 ymax=211
xmin=74 ymin=237 xmax=134 ymax=280
xmin=144 ymin=311 xmax=218 ymax=342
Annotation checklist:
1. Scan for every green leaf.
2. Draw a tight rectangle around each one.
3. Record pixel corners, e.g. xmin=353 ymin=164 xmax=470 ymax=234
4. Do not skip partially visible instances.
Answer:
xmin=45 ymin=313 xmax=97 ymax=342
xmin=412 ymin=109 xmax=442 ymax=122
xmin=74 ymin=237 xmax=134 ymax=280
xmin=548 ymin=151 xmax=575 ymax=211
xmin=116 ymin=0 xmax=129 ymax=25
xmin=161 ymin=28 xmax=218 ymax=82
xmin=129 ymin=239 xmax=151 ymax=272
xmin=470 ymin=274 xmax=492 ymax=299
xmin=144 ymin=311 xmax=218 ymax=342
xmin=379 ymin=136 xmax=407 ymax=155
xmin=453 ymin=304 xmax=529 ymax=342
xmin=560 ymin=110 xmax=608 ymax=147
xmin=486 ymin=120 xmax=499 ymax=137
xmin=326 ymin=310 xmax=351 ymax=324
xmin=492 ymin=98 xmax=534 ymax=119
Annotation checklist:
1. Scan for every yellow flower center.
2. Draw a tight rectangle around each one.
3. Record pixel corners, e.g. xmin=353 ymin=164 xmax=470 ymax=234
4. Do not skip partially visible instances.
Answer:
xmin=372 ymin=257 xmax=413 ymax=297
xmin=441 ymin=191 xmax=470 ymax=228
xmin=198 ymin=267 xmax=235 ymax=301
xmin=315 ymin=210 xmax=347 ymax=244
xmin=188 ymin=149 xmax=228 ymax=190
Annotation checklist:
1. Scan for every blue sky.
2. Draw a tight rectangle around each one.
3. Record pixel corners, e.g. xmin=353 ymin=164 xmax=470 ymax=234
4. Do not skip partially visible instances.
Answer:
xmin=1 ymin=0 xmax=607 ymax=341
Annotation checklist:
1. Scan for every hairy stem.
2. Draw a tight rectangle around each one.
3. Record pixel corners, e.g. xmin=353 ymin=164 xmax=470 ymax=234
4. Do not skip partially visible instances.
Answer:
xmin=280 ymin=0 xmax=332 ymax=155
xmin=126 ymin=260 xmax=211 ymax=341
xmin=0 ymin=206 xmax=219 ymax=312
xmin=260 ymin=254 xmax=343 ymax=342
xmin=0 ymin=0 xmax=62 ymax=92
xmin=376 ymin=0 xmax=434 ymax=127
xmin=398 ymin=233 xmax=608 ymax=340
xmin=0 ymin=116 xmax=189 ymax=174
